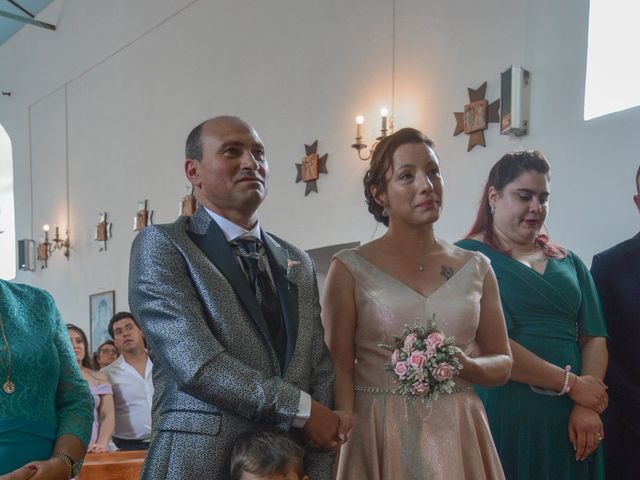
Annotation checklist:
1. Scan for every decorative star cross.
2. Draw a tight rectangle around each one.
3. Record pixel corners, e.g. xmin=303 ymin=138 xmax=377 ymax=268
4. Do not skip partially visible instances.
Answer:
xmin=453 ymin=82 xmax=500 ymax=151
xmin=295 ymin=140 xmax=328 ymax=196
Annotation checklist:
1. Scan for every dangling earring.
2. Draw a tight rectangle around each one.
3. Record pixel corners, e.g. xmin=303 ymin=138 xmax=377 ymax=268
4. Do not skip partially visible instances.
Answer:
xmin=490 ymin=205 xmax=496 ymax=215
xmin=381 ymin=207 xmax=389 ymax=218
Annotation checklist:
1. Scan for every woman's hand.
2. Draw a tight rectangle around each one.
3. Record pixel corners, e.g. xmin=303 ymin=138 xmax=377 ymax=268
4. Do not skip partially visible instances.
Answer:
xmin=1 ymin=459 xmax=68 ymax=480
xmin=568 ymin=375 xmax=608 ymax=412
xmin=0 ymin=465 xmax=38 ymax=480
xmin=87 ymin=443 xmax=109 ymax=453
xmin=336 ymin=410 xmax=354 ymax=445
xmin=568 ymin=404 xmax=604 ymax=461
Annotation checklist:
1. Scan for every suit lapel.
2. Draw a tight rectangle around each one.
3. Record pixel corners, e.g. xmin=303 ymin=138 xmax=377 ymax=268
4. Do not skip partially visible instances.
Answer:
xmin=186 ymin=208 xmax=274 ymax=357
xmin=262 ymin=232 xmax=299 ymax=373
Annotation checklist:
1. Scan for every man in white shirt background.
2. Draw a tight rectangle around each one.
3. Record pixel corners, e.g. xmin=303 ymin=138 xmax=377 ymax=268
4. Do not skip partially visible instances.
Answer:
xmin=101 ymin=311 xmax=154 ymax=451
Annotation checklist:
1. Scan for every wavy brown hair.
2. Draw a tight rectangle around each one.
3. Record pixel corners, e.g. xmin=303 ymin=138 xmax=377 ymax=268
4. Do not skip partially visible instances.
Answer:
xmin=363 ymin=127 xmax=436 ymax=226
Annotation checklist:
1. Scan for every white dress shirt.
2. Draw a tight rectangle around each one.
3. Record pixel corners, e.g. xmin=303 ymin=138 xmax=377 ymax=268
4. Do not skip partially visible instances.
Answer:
xmin=204 ymin=208 xmax=311 ymax=427
xmin=101 ymin=354 xmax=154 ymax=440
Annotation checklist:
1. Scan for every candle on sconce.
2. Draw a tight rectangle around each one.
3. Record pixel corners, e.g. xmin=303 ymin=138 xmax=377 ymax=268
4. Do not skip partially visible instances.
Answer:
xmin=380 ymin=108 xmax=389 ymax=132
xmin=43 ymin=224 xmax=50 ymax=243
xmin=54 ymin=224 xmax=60 ymax=241
xmin=356 ymin=115 xmax=364 ymax=139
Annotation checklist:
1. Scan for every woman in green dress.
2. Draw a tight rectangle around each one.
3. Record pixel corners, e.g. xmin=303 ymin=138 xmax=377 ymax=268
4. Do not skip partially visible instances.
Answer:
xmin=0 ymin=280 xmax=93 ymax=479
xmin=457 ymin=150 xmax=608 ymax=480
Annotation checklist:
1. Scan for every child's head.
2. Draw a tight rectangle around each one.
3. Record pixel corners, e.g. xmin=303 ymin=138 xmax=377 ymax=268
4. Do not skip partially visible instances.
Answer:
xmin=230 ymin=429 xmax=309 ymax=480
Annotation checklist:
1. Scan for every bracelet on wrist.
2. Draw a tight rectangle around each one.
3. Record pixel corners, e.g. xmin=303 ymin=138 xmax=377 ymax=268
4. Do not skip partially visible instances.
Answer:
xmin=558 ymin=365 xmax=572 ymax=395
xmin=52 ymin=453 xmax=75 ymax=480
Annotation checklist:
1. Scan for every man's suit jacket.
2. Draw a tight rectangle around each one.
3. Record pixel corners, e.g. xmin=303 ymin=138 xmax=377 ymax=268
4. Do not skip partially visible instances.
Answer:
xmin=128 ymin=207 xmax=335 ymax=479
xmin=591 ymin=232 xmax=640 ymax=434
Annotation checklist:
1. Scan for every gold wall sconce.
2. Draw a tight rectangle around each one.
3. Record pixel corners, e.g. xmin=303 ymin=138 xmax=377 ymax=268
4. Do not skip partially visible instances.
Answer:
xmin=351 ymin=108 xmax=394 ymax=161
xmin=95 ymin=212 xmax=112 ymax=251
xmin=180 ymin=186 xmax=197 ymax=217
xmin=133 ymin=200 xmax=153 ymax=231
xmin=37 ymin=224 xmax=70 ymax=268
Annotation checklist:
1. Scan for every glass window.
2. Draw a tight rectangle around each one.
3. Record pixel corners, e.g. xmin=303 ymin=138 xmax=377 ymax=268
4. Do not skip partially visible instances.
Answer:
xmin=0 ymin=125 xmax=16 ymax=280
xmin=584 ymin=0 xmax=640 ymax=120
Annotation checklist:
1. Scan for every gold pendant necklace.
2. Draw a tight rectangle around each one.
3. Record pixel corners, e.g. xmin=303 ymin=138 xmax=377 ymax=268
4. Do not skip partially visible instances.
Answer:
xmin=0 ymin=313 xmax=15 ymax=394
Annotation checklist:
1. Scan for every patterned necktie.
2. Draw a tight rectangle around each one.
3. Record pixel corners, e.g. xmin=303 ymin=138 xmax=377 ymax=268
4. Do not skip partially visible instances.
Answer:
xmin=231 ymin=238 xmax=286 ymax=368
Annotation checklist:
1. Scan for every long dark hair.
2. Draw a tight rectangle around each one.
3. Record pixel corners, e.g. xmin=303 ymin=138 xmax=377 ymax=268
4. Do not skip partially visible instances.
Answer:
xmin=466 ymin=150 xmax=566 ymax=257
xmin=66 ymin=323 xmax=92 ymax=369
xmin=363 ymin=127 xmax=436 ymax=226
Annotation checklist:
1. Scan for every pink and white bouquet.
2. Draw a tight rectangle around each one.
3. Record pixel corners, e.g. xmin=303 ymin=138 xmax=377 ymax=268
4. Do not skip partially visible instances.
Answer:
xmin=380 ymin=315 xmax=462 ymax=403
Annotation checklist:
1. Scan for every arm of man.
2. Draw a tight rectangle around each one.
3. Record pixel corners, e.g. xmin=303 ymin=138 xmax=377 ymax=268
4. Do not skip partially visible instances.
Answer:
xmin=129 ymin=226 xmax=301 ymax=428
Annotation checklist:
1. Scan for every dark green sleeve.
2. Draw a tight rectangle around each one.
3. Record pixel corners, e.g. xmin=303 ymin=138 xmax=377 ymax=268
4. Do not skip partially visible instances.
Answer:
xmin=571 ymin=252 xmax=608 ymax=337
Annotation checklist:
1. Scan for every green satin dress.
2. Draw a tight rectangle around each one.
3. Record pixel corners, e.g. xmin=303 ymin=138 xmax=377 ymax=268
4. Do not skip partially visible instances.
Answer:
xmin=457 ymin=240 xmax=607 ymax=480
xmin=0 ymin=281 xmax=93 ymax=474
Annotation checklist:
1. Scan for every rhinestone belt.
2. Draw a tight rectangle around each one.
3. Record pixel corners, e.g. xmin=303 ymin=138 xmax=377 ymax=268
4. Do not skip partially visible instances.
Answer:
xmin=354 ymin=385 xmax=472 ymax=395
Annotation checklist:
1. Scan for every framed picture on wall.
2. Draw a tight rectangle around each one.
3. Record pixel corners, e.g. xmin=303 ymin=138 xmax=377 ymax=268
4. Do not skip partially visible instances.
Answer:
xmin=90 ymin=290 xmax=115 ymax=352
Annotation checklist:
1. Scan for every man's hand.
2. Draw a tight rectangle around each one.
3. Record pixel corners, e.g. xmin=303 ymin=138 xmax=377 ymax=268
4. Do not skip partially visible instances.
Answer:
xmin=303 ymin=399 xmax=341 ymax=450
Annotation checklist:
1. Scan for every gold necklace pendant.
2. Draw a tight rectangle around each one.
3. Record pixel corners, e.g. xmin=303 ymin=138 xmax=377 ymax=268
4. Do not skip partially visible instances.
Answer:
xmin=0 ymin=313 xmax=14 ymax=395
xmin=3 ymin=378 xmax=15 ymax=394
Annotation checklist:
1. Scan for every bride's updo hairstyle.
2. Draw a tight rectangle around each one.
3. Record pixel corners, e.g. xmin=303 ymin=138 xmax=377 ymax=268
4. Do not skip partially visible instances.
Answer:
xmin=363 ymin=128 xmax=436 ymax=227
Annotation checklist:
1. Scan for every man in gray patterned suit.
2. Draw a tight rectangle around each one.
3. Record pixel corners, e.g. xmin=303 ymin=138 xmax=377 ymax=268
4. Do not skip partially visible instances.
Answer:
xmin=129 ymin=116 xmax=342 ymax=479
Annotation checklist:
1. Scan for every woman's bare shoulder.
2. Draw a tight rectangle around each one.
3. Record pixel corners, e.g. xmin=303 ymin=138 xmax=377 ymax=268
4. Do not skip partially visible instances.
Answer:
xmin=438 ymin=238 xmax=475 ymax=263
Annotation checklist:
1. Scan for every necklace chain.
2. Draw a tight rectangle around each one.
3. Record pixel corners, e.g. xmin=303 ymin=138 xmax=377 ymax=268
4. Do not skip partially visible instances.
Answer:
xmin=0 ymin=312 xmax=15 ymax=394
xmin=385 ymin=235 xmax=438 ymax=272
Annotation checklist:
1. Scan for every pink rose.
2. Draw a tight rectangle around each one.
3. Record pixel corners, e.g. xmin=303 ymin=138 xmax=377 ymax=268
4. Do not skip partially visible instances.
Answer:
xmin=433 ymin=362 xmax=456 ymax=381
xmin=411 ymin=381 xmax=430 ymax=397
xmin=409 ymin=351 xmax=427 ymax=370
xmin=394 ymin=361 xmax=409 ymax=379
xmin=391 ymin=349 xmax=400 ymax=364
xmin=404 ymin=333 xmax=417 ymax=352
xmin=426 ymin=332 xmax=446 ymax=348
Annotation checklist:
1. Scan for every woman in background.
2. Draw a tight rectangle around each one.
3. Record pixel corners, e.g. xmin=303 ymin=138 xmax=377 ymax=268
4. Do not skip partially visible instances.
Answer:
xmin=67 ymin=324 xmax=116 ymax=453
xmin=323 ymin=128 xmax=512 ymax=479
xmin=0 ymin=280 xmax=92 ymax=479
xmin=92 ymin=340 xmax=119 ymax=370
xmin=457 ymin=150 xmax=608 ymax=479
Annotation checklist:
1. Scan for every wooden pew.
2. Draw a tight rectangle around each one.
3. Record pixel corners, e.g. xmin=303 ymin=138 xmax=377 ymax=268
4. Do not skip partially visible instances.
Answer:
xmin=79 ymin=450 xmax=147 ymax=480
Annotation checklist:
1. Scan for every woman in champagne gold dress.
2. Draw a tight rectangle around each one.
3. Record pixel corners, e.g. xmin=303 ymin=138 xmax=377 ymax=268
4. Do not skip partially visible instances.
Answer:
xmin=322 ymin=128 xmax=512 ymax=479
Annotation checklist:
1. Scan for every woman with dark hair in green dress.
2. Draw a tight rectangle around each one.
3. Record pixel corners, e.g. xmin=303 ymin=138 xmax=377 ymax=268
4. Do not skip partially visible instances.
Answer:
xmin=457 ymin=150 xmax=608 ymax=480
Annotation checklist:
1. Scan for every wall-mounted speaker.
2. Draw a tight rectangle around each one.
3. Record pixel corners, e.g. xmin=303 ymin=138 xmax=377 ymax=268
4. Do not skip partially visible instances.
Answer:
xmin=18 ymin=239 xmax=35 ymax=271
xmin=500 ymin=66 xmax=530 ymax=136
